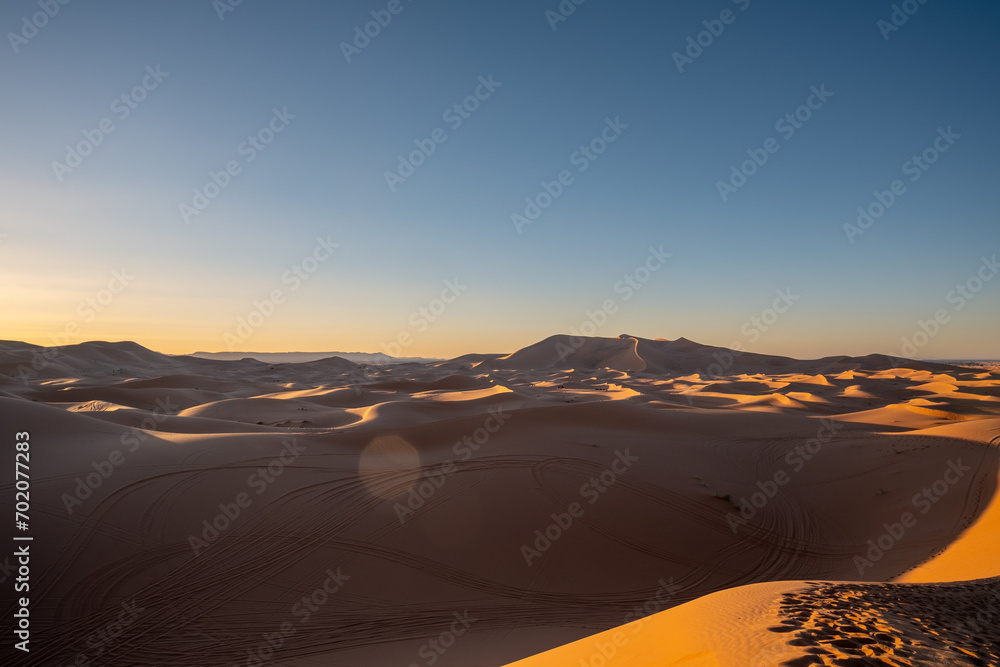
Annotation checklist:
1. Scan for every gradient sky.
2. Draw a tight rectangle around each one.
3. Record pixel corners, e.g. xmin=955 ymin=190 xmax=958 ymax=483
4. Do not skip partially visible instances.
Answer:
xmin=1 ymin=0 xmax=998 ymax=359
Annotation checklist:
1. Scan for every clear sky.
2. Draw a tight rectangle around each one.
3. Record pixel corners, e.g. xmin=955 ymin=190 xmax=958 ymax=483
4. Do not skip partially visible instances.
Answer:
xmin=1 ymin=0 xmax=998 ymax=359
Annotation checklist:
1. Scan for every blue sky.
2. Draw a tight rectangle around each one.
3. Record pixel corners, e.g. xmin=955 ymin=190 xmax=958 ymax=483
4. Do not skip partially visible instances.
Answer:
xmin=1 ymin=0 xmax=998 ymax=358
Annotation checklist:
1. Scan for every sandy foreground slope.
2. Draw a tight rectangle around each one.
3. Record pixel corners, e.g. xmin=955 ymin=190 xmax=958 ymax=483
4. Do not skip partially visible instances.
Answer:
xmin=506 ymin=577 xmax=1000 ymax=666
xmin=0 ymin=335 xmax=997 ymax=666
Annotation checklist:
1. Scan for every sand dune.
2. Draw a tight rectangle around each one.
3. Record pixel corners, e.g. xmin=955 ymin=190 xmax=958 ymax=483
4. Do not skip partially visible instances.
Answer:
xmin=508 ymin=577 xmax=1000 ymax=666
xmin=0 ymin=336 xmax=997 ymax=666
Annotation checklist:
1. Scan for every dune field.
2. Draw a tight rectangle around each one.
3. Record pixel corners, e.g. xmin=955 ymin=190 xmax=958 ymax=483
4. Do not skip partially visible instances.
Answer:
xmin=1 ymin=334 xmax=998 ymax=666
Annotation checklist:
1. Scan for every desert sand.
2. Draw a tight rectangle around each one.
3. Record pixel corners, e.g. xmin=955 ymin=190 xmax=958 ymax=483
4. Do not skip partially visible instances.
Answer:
xmin=1 ymin=334 xmax=997 ymax=666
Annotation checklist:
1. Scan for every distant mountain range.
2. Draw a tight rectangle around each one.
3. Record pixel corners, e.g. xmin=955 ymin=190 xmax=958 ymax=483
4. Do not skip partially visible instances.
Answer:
xmin=1 ymin=337 xmax=991 ymax=383
xmin=186 ymin=350 xmax=441 ymax=364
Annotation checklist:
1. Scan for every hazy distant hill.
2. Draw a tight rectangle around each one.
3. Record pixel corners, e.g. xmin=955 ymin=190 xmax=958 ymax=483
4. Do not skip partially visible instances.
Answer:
xmin=185 ymin=350 xmax=440 ymax=365
xmin=473 ymin=334 xmax=972 ymax=375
